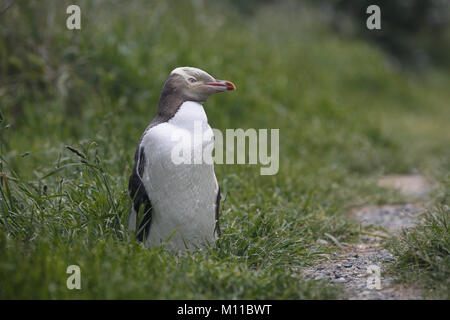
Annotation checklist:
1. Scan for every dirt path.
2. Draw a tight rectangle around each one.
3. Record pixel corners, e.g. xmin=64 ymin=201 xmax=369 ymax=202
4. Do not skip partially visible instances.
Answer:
xmin=303 ymin=175 xmax=431 ymax=300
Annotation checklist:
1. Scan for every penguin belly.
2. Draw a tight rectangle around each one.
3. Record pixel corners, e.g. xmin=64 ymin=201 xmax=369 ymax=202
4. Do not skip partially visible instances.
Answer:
xmin=140 ymin=103 xmax=218 ymax=250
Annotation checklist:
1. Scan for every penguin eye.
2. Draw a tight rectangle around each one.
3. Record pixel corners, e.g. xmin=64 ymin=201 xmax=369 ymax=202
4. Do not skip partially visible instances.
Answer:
xmin=188 ymin=77 xmax=197 ymax=83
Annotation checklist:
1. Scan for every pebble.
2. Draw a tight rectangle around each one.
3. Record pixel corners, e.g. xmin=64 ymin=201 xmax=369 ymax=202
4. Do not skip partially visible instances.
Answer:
xmin=343 ymin=262 xmax=353 ymax=268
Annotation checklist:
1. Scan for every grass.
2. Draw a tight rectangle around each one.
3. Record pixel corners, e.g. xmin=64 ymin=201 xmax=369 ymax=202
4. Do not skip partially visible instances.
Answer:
xmin=0 ymin=0 xmax=449 ymax=299
xmin=386 ymin=177 xmax=450 ymax=299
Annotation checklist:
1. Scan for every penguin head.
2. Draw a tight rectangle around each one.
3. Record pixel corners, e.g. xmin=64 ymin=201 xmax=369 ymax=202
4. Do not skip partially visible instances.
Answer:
xmin=168 ymin=66 xmax=236 ymax=103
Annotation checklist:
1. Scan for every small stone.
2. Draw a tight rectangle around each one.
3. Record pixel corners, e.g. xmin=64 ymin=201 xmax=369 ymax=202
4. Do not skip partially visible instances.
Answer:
xmin=343 ymin=262 xmax=353 ymax=268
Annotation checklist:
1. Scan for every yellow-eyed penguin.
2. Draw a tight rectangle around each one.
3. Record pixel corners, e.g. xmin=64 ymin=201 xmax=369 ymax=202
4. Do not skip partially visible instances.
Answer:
xmin=128 ymin=67 xmax=236 ymax=250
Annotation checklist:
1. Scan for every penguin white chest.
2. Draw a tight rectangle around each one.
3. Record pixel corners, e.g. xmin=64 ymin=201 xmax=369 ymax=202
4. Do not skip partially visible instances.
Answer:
xmin=140 ymin=101 xmax=218 ymax=250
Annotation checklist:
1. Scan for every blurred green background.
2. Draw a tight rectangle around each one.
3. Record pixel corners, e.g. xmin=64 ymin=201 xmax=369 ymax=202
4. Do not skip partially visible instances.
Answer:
xmin=0 ymin=0 xmax=449 ymax=299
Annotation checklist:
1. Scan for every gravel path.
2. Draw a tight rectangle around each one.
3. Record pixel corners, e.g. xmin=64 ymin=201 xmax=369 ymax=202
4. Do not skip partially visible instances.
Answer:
xmin=352 ymin=204 xmax=425 ymax=233
xmin=303 ymin=175 xmax=430 ymax=300
xmin=303 ymin=235 xmax=423 ymax=299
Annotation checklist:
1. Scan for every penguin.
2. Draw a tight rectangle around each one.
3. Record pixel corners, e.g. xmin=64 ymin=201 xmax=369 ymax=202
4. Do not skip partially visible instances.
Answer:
xmin=128 ymin=67 xmax=236 ymax=250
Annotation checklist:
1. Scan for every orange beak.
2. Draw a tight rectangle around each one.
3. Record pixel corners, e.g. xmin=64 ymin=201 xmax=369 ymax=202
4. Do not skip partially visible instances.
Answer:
xmin=205 ymin=80 xmax=236 ymax=91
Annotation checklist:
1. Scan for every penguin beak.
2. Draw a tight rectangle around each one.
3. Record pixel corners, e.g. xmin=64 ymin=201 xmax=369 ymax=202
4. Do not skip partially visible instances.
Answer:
xmin=204 ymin=79 xmax=236 ymax=92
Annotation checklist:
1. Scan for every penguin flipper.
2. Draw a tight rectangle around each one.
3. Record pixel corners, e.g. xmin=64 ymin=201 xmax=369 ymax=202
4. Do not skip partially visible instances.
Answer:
xmin=128 ymin=146 xmax=152 ymax=242
xmin=214 ymin=185 xmax=221 ymax=237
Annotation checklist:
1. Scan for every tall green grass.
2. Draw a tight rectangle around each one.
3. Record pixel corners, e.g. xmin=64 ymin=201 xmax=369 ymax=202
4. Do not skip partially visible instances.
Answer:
xmin=387 ymin=177 xmax=450 ymax=299
xmin=0 ymin=0 xmax=449 ymax=298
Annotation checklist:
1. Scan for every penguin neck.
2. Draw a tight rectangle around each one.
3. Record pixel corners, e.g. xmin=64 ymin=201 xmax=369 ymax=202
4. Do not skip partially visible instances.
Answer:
xmin=168 ymin=101 xmax=208 ymax=130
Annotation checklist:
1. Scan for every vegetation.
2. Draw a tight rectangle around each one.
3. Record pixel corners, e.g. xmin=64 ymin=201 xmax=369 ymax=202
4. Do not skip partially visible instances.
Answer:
xmin=0 ymin=0 xmax=449 ymax=299
xmin=387 ymin=177 xmax=450 ymax=299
